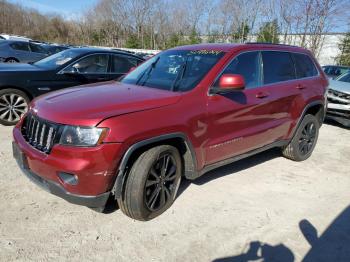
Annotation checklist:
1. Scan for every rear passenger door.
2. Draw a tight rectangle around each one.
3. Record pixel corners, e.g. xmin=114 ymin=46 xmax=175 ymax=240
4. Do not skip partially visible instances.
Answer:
xmin=291 ymin=52 xmax=321 ymax=120
xmin=29 ymin=43 xmax=48 ymax=62
xmin=259 ymin=51 xmax=302 ymax=140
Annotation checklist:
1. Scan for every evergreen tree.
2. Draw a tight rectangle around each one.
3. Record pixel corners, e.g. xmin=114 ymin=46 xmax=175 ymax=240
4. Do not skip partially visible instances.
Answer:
xmin=257 ymin=19 xmax=279 ymax=44
xmin=125 ymin=34 xmax=141 ymax=49
xmin=188 ymin=27 xmax=202 ymax=45
xmin=232 ymin=22 xmax=250 ymax=43
xmin=336 ymin=32 xmax=350 ymax=66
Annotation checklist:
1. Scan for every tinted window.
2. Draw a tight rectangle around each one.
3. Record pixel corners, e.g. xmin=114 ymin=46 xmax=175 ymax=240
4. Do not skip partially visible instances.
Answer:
xmin=121 ymin=50 xmax=224 ymax=92
xmin=262 ymin=51 xmax=296 ymax=84
xmin=29 ymin=43 xmax=46 ymax=53
xmin=219 ymin=51 xmax=260 ymax=89
xmin=112 ymin=55 xmax=140 ymax=73
xmin=10 ymin=42 xmax=30 ymax=52
xmin=292 ymin=53 xmax=318 ymax=78
xmin=63 ymin=54 xmax=109 ymax=74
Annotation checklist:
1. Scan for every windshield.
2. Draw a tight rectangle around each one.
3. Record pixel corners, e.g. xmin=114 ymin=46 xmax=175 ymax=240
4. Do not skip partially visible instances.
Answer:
xmin=336 ymin=72 xmax=350 ymax=83
xmin=121 ymin=50 xmax=225 ymax=92
xmin=34 ymin=49 xmax=82 ymax=69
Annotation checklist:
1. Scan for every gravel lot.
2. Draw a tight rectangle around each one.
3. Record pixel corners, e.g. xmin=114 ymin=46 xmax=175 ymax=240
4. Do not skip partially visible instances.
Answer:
xmin=0 ymin=121 xmax=349 ymax=261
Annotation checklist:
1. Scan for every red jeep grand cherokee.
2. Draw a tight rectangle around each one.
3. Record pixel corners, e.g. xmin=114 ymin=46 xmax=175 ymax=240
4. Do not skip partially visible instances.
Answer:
xmin=13 ymin=43 xmax=328 ymax=221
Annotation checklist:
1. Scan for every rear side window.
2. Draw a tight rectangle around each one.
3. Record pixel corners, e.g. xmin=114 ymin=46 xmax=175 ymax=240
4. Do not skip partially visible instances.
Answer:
xmin=112 ymin=55 xmax=140 ymax=74
xmin=262 ymin=51 xmax=296 ymax=84
xmin=10 ymin=42 xmax=30 ymax=52
xmin=292 ymin=53 xmax=318 ymax=78
xmin=220 ymin=51 xmax=261 ymax=89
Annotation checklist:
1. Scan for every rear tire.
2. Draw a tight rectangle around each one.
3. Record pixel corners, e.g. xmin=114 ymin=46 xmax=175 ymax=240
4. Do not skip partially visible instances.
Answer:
xmin=0 ymin=89 xmax=29 ymax=126
xmin=117 ymin=145 xmax=182 ymax=221
xmin=282 ymin=114 xmax=319 ymax=161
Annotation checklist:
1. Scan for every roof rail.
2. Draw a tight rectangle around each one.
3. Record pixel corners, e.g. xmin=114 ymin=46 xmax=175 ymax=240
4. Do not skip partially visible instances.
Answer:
xmin=245 ymin=42 xmax=300 ymax=48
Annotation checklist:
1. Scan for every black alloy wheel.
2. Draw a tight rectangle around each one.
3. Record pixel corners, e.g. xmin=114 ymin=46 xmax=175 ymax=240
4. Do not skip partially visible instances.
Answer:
xmin=298 ymin=122 xmax=317 ymax=156
xmin=144 ymin=153 xmax=178 ymax=211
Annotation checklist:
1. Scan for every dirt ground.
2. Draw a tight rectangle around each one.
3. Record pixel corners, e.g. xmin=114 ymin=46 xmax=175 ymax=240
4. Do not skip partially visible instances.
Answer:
xmin=0 ymin=121 xmax=349 ymax=262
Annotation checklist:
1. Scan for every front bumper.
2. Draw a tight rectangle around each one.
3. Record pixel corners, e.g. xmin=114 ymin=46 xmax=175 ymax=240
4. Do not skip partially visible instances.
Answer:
xmin=13 ymin=125 xmax=123 ymax=207
xmin=13 ymin=144 xmax=110 ymax=207
xmin=326 ymin=102 xmax=350 ymax=127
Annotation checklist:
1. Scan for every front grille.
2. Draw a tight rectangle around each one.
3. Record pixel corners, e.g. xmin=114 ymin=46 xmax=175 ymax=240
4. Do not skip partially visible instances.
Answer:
xmin=21 ymin=114 xmax=61 ymax=154
xmin=328 ymin=89 xmax=350 ymax=103
xmin=328 ymin=97 xmax=348 ymax=105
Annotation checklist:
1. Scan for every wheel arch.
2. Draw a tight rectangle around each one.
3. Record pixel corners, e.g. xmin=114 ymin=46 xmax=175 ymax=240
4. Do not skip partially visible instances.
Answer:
xmin=304 ymin=102 xmax=325 ymax=125
xmin=290 ymin=100 xmax=325 ymax=139
xmin=0 ymin=86 xmax=33 ymax=101
xmin=112 ymin=133 xmax=198 ymax=199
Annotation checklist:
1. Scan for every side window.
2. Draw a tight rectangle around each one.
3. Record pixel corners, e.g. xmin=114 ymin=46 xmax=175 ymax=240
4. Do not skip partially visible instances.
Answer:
xmin=112 ymin=55 xmax=140 ymax=73
xmin=292 ymin=53 xmax=318 ymax=78
xmin=218 ymin=51 xmax=261 ymax=89
xmin=262 ymin=51 xmax=296 ymax=84
xmin=63 ymin=54 xmax=109 ymax=74
xmin=29 ymin=43 xmax=46 ymax=54
xmin=10 ymin=42 xmax=30 ymax=52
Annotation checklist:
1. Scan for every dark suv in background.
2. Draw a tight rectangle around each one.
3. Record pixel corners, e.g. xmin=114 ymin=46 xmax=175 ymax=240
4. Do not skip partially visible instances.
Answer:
xmin=0 ymin=48 xmax=144 ymax=125
xmin=13 ymin=43 xmax=328 ymax=221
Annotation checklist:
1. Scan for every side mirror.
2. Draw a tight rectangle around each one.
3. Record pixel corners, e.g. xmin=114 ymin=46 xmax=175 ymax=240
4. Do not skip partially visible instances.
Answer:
xmin=218 ymin=74 xmax=245 ymax=91
xmin=62 ymin=66 xmax=79 ymax=75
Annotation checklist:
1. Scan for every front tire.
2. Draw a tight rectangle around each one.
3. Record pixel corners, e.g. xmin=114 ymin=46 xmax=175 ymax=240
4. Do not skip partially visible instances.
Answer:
xmin=0 ymin=89 xmax=29 ymax=126
xmin=282 ymin=114 xmax=319 ymax=161
xmin=118 ymin=145 xmax=182 ymax=221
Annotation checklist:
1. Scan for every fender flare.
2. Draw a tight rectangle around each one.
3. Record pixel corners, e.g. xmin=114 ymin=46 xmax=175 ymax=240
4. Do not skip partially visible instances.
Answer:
xmin=291 ymin=100 xmax=325 ymax=138
xmin=112 ymin=132 xmax=198 ymax=199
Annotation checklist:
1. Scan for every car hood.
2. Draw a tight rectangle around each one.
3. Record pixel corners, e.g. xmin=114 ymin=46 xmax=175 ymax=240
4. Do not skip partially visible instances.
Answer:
xmin=31 ymin=81 xmax=182 ymax=126
xmin=329 ymin=79 xmax=350 ymax=94
xmin=0 ymin=63 xmax=45 ymax=72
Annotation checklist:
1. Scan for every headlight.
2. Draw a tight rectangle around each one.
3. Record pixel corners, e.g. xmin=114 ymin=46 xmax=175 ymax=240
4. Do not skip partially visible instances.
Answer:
xmin=59 ymin=126 xmax=108 ymax=146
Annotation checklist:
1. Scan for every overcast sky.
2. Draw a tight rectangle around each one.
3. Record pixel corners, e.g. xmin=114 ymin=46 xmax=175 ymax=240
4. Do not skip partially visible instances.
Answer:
xmin=8 ymin=0 xmax=98 ymax=19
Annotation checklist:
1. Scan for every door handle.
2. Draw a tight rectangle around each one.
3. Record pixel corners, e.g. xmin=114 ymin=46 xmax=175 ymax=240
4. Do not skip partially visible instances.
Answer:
xmin=97 ymin=77 xmax=108 ymax=81
xmin=296 ymin=84 xmax=307 ymax=90
xmin=256 ymin=92 xmax=269 ymax=99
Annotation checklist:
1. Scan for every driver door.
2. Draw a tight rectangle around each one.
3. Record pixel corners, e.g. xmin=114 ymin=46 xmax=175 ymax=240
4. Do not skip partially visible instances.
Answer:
xmin=54 ymin=54 xmax=112 ymax=89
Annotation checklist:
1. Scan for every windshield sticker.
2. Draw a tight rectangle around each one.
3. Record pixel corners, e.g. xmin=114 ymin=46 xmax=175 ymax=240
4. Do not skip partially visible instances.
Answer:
xmin=189 ymin=50 xmax=223 ymax=55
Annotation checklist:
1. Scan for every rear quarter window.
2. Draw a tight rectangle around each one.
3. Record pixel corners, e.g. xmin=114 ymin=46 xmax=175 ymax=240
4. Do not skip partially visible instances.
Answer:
xmin=292 ymin=53 xmax=318 ymax=78
xmin=10 ymin=42 xmax=30 ymax=52
xmin=262 ymin=51 xmax=296 ymax=84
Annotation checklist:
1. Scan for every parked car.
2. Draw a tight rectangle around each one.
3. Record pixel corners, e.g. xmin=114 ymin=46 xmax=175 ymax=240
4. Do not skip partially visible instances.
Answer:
xmin=12 ymin=43 xmax=328 ymax=221
xmin=322 ymin=65 xmax=350 ymax=79
xmin=0 ymin=34 xmax=31 ymax=42
xmin=326 ymin=71 xmax=350 ymax=127
xmin=0 ymin=47 xmax=144 ymax=125
xmin=0 ymin=40 xmax=49 ymax=63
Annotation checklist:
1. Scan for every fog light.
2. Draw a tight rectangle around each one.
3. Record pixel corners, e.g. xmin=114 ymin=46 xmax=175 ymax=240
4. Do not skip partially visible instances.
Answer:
xmin=58 ymin=172 xmax=78 ymax=185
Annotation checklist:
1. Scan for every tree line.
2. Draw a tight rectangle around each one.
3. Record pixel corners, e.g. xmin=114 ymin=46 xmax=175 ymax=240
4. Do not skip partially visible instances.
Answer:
xmin=0 ymin=0 xmax=349 ymax=64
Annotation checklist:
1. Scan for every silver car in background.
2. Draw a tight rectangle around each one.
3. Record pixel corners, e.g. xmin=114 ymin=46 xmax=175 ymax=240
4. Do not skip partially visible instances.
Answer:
xmin=0 ymin=40 xmax=48 ymax=63
xmin=327 ymin=72 xmax=350 ymax=127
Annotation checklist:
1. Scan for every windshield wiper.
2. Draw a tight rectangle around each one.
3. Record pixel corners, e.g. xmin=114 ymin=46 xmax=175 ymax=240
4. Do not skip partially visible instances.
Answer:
xmin=171 ymin=57 xmax=189 ymax=91
xmin=136 ymin=56 xmax=160 ymax=86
